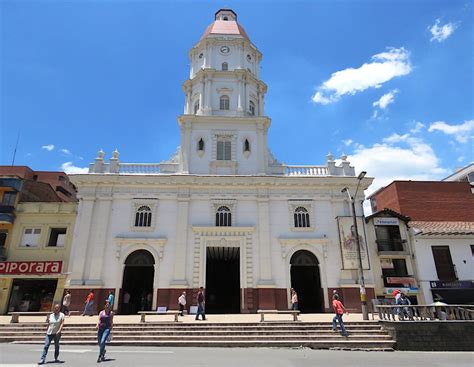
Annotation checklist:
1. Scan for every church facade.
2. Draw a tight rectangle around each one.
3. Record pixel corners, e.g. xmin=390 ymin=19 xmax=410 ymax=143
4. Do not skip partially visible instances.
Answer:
xmin=66 ymin=9 xmax=374 ymax=314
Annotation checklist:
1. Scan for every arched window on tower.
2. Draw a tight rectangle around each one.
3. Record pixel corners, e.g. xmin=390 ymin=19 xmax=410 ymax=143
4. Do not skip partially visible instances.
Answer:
xmin=222 ymin=62 xmax=228 ymax=71
xmin=294 ymin=207 xmax=310 ymax=228
xmin=223 ymin=16 xmax=229 ymax=21
xmin=216 ymin=206 xmax=232 ymax=226
xmin=249 ymin=100 xmax=255 ymax=116
xmin=194 ymin=100 xmax=200 ymax=114
xmin=244 ymin=139 xmax=250 ymax=153
xmin=198 ymin=138 xmax=205 ymax=151
xmin=220 ymin=95 xmax=230 ymax=110
xmin=135 ymin=205 xmax=152 ymax=227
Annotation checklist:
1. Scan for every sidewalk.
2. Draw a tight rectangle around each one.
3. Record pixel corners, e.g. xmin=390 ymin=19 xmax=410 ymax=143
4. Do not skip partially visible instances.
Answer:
xmin=0 ymin=313 xmax=378 ymax=325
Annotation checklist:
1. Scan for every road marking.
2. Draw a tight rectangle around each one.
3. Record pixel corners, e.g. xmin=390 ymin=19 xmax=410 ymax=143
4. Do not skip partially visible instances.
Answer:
xmin=0 ymin=365 xmax=38 ymax=367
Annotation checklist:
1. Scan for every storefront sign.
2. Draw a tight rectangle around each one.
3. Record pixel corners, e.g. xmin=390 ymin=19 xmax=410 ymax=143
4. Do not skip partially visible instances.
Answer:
xmin=430 ymin=280 xmax=474 ymax=289
xmin=374 ymin=217 xmax=399 ymax=226
xmin=386 ymin=277 xmax=416 ymax=285
xmin=0 ymin=261 xmax=62 ymax=275
xmin=384 ymin=287 xmax=418 ymax=295
xmin=337 ymin=216 xmax=370 ymax=270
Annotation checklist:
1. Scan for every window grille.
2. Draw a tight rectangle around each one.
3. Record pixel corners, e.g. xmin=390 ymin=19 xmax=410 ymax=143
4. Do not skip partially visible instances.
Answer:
xmin=135 ymin=205 xmax=152 ymax=227
xmin=294 ymin=207 xmax=310 ymax=228
xmin=216 ymin=206 xmax=232 ymax=226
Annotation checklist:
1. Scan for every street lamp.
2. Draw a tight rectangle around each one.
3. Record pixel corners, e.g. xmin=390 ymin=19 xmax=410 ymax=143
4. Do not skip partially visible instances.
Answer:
xmin=342 ymin=171 xmax=369 ymax=320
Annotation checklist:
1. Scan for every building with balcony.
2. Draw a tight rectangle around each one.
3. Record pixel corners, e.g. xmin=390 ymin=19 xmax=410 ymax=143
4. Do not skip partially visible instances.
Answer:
xmin=66 ymin=9 xmax=375 ymax=315
xmin=365 ymin=209 xmax=421 ymax=304
xmin=368 ymin=171 xmax=474 ymax=305
xmin=0 ymin=167 xmax=77 ymax=314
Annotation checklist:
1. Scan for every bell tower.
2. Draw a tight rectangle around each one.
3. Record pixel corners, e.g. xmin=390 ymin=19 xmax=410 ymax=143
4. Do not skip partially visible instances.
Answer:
xmin=178 ymin=9 xmax=271 ymax=175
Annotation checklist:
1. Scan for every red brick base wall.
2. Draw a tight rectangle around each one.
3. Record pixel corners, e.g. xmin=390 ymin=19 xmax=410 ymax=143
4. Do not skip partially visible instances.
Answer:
xmin=66 ymin=288 xmax=115 ymax=314
xmin=327 ymin=287 xmax=375 ymax=312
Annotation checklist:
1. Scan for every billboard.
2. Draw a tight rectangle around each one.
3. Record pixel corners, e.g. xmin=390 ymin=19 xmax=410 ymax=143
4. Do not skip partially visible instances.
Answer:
xmin=337 ymin=216 xmax=370 ymax=270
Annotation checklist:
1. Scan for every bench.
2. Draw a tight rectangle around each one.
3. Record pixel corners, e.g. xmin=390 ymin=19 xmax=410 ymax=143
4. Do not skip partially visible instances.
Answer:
xmin=9 ymin=312 xmax=50 ymax=323
xmin=137 ymin=311 xmax=181 ymax=323
xmin=257 ymin=309 xmax=300 ymax=322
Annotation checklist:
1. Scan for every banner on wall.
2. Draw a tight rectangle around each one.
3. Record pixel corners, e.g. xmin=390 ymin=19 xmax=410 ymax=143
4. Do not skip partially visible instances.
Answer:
xmin=337 ymin=216 xmax=370 ymax=270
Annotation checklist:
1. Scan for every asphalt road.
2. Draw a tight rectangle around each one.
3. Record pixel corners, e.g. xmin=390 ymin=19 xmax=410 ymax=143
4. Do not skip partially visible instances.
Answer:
xmin=0 ymin=344 xmax=473 ymax=367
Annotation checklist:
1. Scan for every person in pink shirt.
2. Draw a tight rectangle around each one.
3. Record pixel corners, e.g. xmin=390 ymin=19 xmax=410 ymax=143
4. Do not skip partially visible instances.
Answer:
xmin=331 ymin=294 xmax=348 ymax=336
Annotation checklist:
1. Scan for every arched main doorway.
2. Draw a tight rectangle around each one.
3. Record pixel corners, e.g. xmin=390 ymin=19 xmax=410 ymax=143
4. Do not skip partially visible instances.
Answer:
xmin=290 ymin=250 xmax=323 ymax=313
xmin=121 ymin=250 xmax=155 ymax=314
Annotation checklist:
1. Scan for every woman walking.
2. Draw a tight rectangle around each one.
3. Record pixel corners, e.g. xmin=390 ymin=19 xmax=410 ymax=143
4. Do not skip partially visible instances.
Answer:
xmin=62 ymin=290 xmax=71 ymax=316
xmin=290 ymin=288 xmax=299 ymax=310
xmin=83 ymin=290 xmax=95 ymax=316
xmin=96 ymin=301 xmax=114 ymax=363
xmin=38 ymin=304 xmax=65 ymax=365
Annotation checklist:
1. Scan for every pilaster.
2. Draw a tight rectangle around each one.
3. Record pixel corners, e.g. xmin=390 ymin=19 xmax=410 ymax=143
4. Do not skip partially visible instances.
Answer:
xmin=257 ymin=193 xmax=274 ymax=285
xmin=171 ymin=191 xmax=190 ymax=286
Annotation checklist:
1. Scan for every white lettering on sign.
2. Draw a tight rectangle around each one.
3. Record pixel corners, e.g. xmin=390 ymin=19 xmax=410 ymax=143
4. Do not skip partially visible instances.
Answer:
xmin=0 ymin=261 xmax=63 ymax=275
xmin=374 ymin=217 xmax=399 ymax=226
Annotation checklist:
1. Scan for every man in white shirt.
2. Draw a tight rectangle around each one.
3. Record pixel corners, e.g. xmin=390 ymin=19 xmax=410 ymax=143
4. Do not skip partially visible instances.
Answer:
xmin=178 ymin=291 xmax=186 ymax=316
xmin=39 ymin=304 xmax=65 ymax=365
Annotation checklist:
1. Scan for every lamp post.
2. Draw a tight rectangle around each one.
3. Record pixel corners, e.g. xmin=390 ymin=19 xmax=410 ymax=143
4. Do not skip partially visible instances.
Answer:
xmin=342 ymin=171 xmax=369 ymax=320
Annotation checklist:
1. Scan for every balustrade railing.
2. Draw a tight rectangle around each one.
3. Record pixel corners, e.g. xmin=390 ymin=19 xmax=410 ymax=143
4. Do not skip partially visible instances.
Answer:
xmin=119 ymin=163 xmax=162 ymax=174
xmin=375 ymin=304 xmax=474 ymax=321
xmin=285 ymin=165 xmax=329 ymax=176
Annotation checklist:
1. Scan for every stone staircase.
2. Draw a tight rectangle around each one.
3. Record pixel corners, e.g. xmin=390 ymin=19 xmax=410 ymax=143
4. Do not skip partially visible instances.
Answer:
xmin=0 ymin=321 xmax=395 ymax=350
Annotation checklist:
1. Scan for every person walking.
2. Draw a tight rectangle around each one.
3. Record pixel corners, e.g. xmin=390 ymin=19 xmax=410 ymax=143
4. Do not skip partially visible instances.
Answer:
xmin=290 ymin=288 xmax=299 ymax=310
xmin=38 ymin=304 xmax=65 ymax=365
xmin=82 ymin=290 xmax=95 ymax=316
xmin=331 ymin=294 xmax=348 ymax=336
xmin=398 ymin=292 xmax=412 ymax=320
xmin=96 ymin=301 xmax=114 ymax=363
xmin=178 ymin=291 xmax=187 ymax=316
xmin=62 ymin=290 xmax=71 ymax=316
xmin=107 ymin=291 xmax=114 ymax=309
xmin=122 ymin=291 xmax=131 ymax=314
xmin=195 ymin=287 xmax=206 ymax=321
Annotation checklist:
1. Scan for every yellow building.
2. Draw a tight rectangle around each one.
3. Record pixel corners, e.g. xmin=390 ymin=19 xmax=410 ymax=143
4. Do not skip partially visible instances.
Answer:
xmin=0 ymin=202 xmax=77 ymax=314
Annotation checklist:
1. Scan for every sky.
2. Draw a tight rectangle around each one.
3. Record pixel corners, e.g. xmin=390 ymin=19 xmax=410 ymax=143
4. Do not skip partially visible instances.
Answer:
xmin=1 ymin=0 xmax=473 ymax=201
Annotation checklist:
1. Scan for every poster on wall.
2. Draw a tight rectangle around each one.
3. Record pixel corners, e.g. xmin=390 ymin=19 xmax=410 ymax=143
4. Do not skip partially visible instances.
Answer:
xmin=337 ymin=216 xmax=370 ymax=270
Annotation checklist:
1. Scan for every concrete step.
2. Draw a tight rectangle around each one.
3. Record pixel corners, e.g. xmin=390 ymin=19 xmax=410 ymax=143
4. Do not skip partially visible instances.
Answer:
xmin=10 ymin=339 xmax=396 ymax=349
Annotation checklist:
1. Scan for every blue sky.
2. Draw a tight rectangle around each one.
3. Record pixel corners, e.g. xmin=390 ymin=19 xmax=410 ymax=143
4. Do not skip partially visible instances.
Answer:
xmin=1 ymin=0 xmax=473 ymax=196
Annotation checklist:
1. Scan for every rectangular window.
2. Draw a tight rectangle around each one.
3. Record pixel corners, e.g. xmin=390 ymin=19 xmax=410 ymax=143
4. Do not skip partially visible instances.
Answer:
xmin=381 ymin=258 xmax=409 ymax=287
xmin=217 ymin=140 xmax=231 ymax=160
xmin=2 ymin=192 xmax=17 ymax=206
xmin=47 ymin=228 xmax=67 ymax=247
xmin=432 ymin=246 xmax=457 ymax=280
xmin=375 ymin=225 xmax=403 ymax=251
xmin=20 ymin=228 xmax=41 ymax=248
xmin=0 ymin=230 xmax=7 ymax=247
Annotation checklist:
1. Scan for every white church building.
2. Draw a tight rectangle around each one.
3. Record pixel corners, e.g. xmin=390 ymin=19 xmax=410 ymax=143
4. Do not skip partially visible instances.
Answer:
xmin=66 ymin=9 xmax=375 ymax=314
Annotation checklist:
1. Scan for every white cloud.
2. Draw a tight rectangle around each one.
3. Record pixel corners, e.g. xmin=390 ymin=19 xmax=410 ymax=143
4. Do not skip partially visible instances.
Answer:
xmin=428 ymin=120 xmax=474 ymax=143
xmin=409 ymin=121 xmax=425 ymax=134
xmin=372 ymin=89 xmax=398 ymax=110
xmin=41 ymin=144 xmax=55 ymax=151
xmin=312 ymin=47 xmax=411 ymax=104
xmin=342 ymin=139 xmax=353 ymax=146
xmin=429 ymin=19 xmax=458 ymax=42
xmin=60 ymin=148 xmax=71 ymax=155
xmin=348 ymin=131 xmax=448 ymax=214
xmin=61 ymin=162 xmax=88 ymax=174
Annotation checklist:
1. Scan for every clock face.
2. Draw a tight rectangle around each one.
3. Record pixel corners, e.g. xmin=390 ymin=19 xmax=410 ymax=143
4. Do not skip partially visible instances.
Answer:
xmin=220 ymin=46 xmax=230 ymax=54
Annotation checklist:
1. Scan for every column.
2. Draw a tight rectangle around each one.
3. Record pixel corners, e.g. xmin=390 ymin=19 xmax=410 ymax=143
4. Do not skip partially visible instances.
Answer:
xmin=256 ymin=121 xmax=266 ymax=174
xmin=68 ymin=198 xmax=96 ymax=285
xmin=171 ymin=192 xmax=190 ymax=286
xmin=258 ymin=88 xmax=265 ymax=116
xmin=237 ymin=78 xmax=243 ymax=111
xmin=87 ymin=196 xmax=113 ymax=283
xmin=257 ymin=194 xmax=274 ymax=284
xmin=204 ymin=76 xmax=212 ymax=113
xmin=180 ymin=121 xmax=191 ymax=173
xmin=199 ymin=78 xmax=205 ymax=113
xmin=240 ymin=43 xmax=245 ymax=69
xmin=185 ymin=90 xmax=191 ymax=114
xmin=243 ymin=78 xmax=247 ymax=112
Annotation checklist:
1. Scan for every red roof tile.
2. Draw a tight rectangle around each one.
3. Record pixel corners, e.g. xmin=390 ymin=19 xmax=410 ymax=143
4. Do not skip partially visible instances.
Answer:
xmin=410 ymin=221 xmax=474 ymax=236
xmin=200 ymin=20 xmax=250 ymax=41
